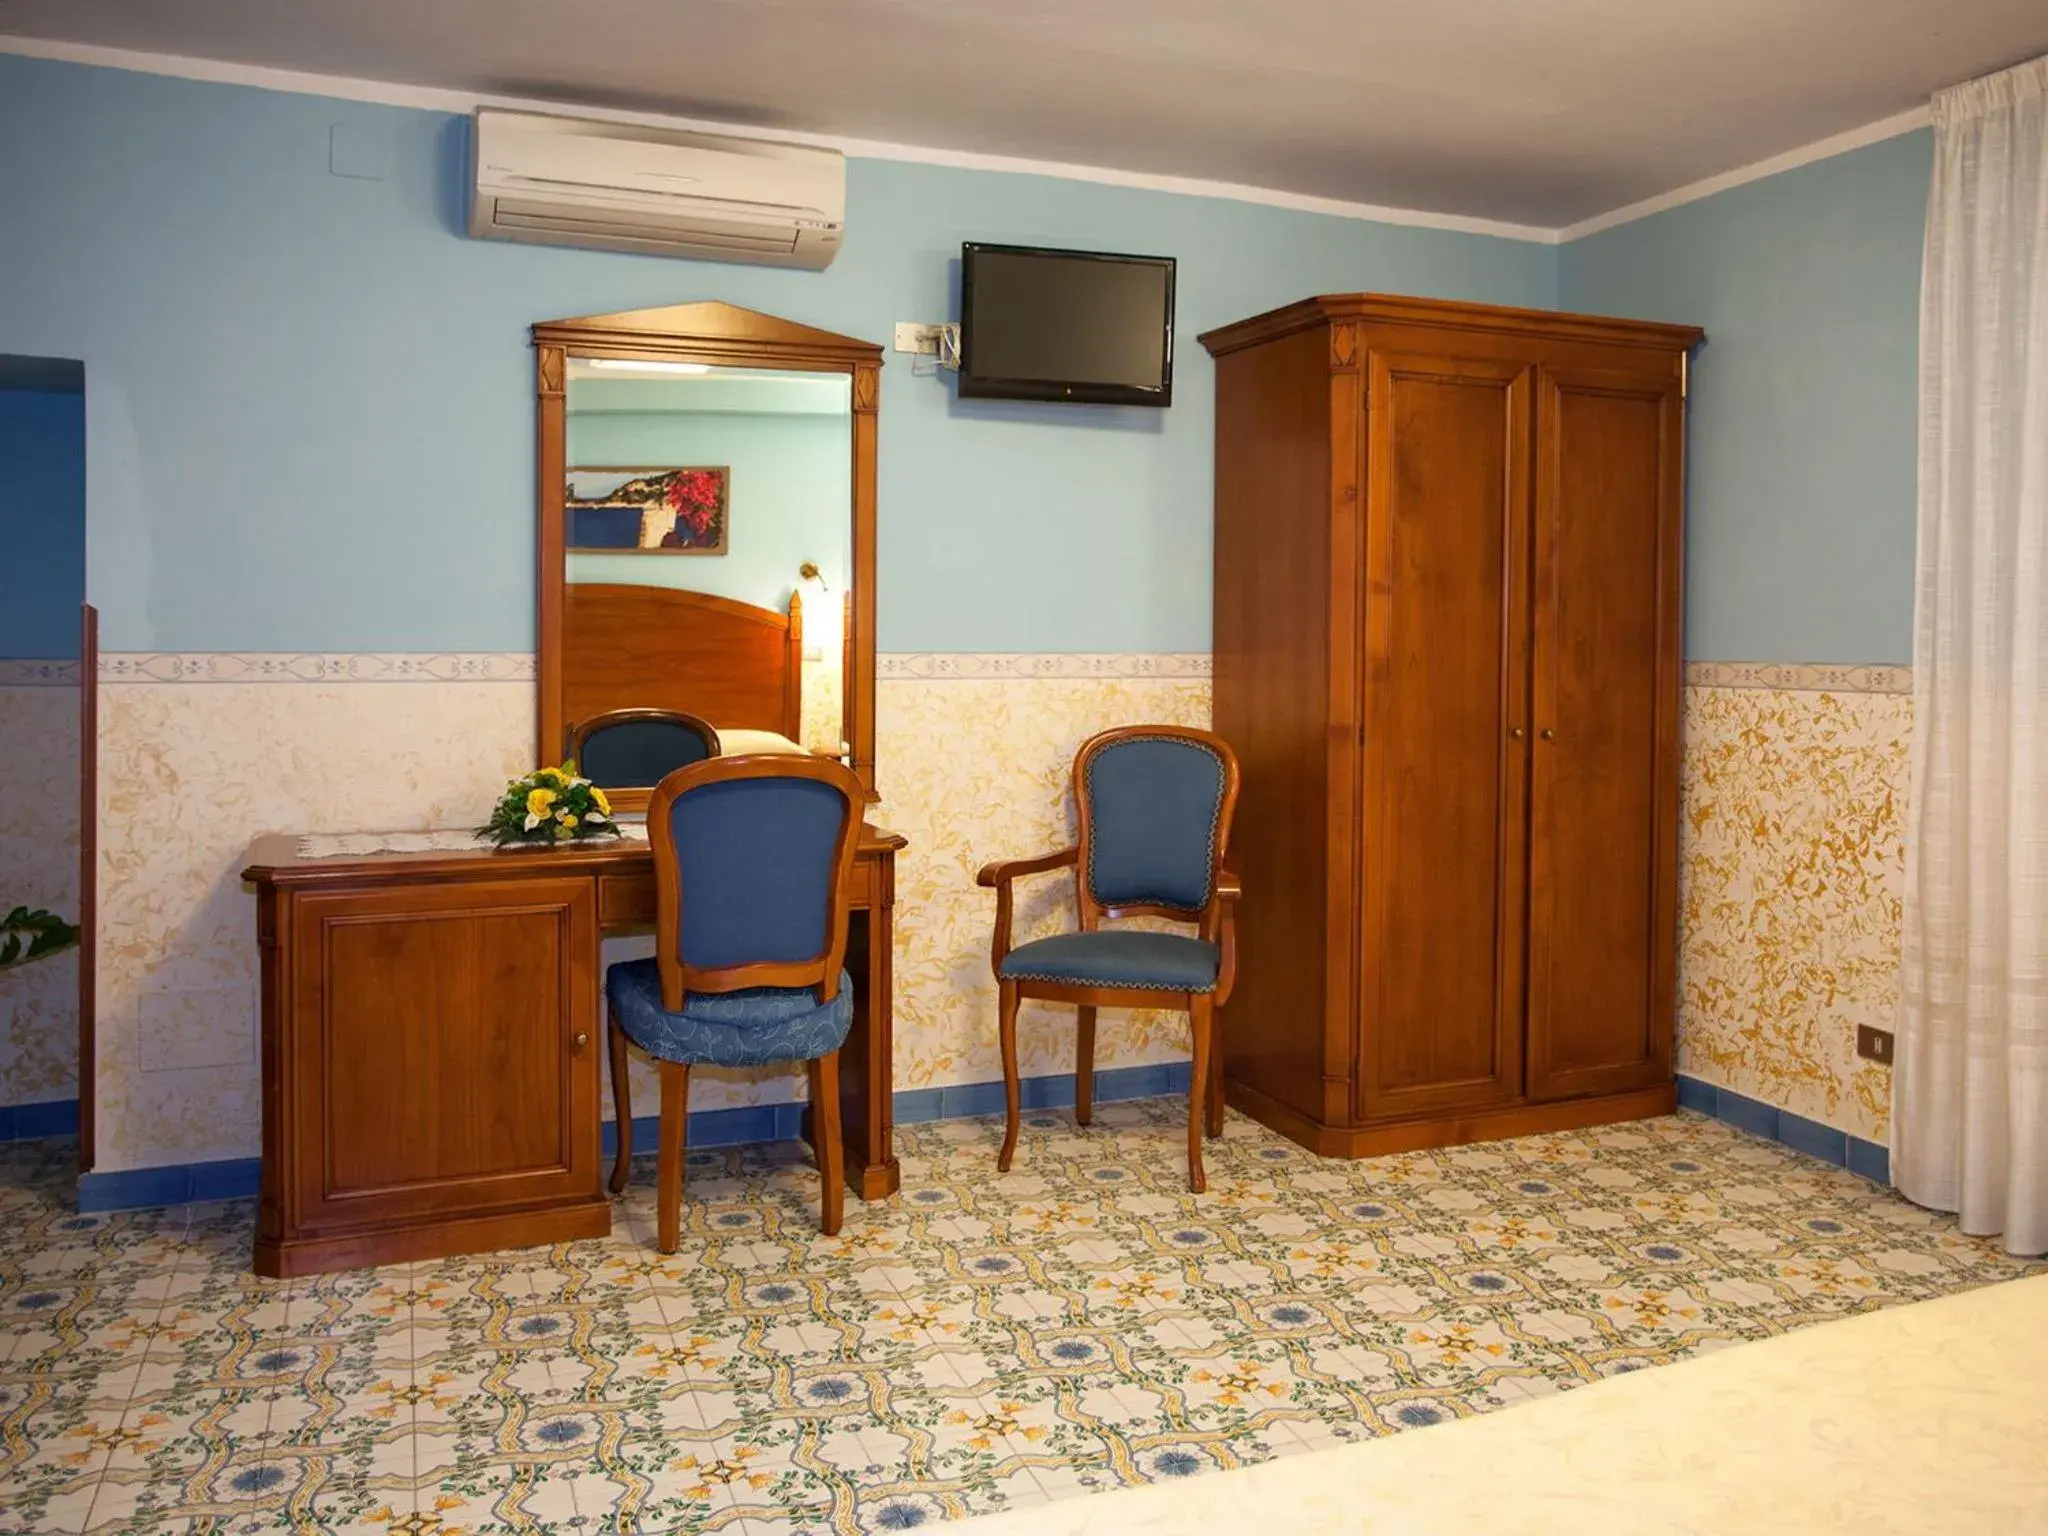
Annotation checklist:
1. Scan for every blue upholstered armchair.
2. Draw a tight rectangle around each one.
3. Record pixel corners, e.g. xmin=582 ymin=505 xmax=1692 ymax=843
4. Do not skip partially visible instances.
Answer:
xmin=976 ymin=725 xmax=1242 ymax=1192
xmin=571 ymin=708 xmax=721 ymax=793
xmin=605 ymin=754 xmax=864 ymax=1249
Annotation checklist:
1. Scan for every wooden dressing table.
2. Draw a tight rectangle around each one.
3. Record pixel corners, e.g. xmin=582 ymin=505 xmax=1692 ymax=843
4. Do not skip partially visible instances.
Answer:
xmin=246 ymin=301 xmax=897 ymax=1278
xmin=243 ymin=827 xmax=902 ymax=1277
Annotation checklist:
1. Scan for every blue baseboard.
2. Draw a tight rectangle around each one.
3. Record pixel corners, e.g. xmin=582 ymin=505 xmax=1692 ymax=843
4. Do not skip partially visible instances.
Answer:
xmin=600 ymin=1101 xmax=811 ymax=1158
xmin=894 ymin=1059 xmax=1193 ymax=1125
xmin=1675 ymin=1074 xmax=1890 ymax=1185
xmin=599 ymin=1060 xmax=1194 ymax=1158
xmin=79 ymin=1062 xmax=1198 ymax=1214
xmin=73 ymin=1068 xmax=1889 ymax=1213
xmin=78 ymin=1156 xmax=263 ymax=1212
xmin=0 ymin=1098 xmax=80 ymax=1142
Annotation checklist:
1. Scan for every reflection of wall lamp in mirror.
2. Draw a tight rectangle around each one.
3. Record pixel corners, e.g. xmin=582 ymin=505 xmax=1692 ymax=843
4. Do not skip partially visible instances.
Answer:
xmin=584 ymin=359 xmax=711 ymax=375
xmin=797 ymin=561 xmax=837 ymax=666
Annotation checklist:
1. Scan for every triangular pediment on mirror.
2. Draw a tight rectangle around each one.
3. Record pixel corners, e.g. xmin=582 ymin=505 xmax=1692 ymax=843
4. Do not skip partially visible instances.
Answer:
xmin=532 ymin=301 xmax=882 ymax=373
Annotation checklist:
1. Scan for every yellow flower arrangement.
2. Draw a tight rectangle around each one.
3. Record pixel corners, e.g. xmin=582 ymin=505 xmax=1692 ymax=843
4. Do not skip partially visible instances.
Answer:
xmin=477 ymin=763 xmax=623 ymax=847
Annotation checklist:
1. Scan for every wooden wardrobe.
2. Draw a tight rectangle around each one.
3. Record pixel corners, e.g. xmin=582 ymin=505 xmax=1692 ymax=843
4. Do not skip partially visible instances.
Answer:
xmin=1200 ymin=295 xmax=1702 ymax=1157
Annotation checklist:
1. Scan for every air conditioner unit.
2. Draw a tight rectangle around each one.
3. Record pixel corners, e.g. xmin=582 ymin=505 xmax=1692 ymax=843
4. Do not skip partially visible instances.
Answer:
xmin=469 ymin=109 xmax=845 ymax=270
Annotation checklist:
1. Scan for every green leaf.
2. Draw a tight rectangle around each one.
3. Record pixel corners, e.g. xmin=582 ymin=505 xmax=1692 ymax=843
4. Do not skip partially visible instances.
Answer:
xmin=0 ymin=907 xmax=79 ymax=971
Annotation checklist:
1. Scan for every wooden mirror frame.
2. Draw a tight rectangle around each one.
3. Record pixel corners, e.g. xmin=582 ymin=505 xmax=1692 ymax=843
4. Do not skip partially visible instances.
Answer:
xmin=533 ymin=301 xmax=881 ymax=803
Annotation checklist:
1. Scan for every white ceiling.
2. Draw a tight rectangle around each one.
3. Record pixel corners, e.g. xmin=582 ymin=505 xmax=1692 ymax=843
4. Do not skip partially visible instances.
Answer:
xmin=7 ymin=0 xmax=2047 ymax=228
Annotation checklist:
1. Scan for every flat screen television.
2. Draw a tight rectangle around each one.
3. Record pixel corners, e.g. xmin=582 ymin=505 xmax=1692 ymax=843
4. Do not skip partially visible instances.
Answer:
xmin=959 ymin=243 xmax=1175 ymax=406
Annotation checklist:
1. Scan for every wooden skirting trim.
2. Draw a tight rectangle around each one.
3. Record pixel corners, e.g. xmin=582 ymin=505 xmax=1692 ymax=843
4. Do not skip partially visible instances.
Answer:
xmin=252 ymin=1199 xmax=611 ymax=1279
xmin=1225 ymin=1077 xmax=1677 ymax=1158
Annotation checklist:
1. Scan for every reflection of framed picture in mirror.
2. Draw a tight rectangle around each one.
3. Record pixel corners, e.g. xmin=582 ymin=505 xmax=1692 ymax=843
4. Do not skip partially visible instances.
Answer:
xmin=566 ymin=466 xmax=729 ymax=554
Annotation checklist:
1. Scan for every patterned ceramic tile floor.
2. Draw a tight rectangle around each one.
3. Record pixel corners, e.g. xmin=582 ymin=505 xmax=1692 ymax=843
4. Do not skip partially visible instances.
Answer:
xmin=4 ymin=1103 xmax=2042 ymax=1536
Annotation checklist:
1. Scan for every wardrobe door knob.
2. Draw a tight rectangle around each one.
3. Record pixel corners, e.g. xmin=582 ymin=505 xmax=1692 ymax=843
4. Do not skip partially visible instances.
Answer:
xmin=573 ymin=1032 xmax=590 ymax=1052
xmin=1510 ymin=727 xmax=1525 ymax=739
xmin=1540 ymin=728 xmax=1556 ymax=741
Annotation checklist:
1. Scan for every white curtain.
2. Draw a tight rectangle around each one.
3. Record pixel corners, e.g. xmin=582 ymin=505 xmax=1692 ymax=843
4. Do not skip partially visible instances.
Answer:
xmin=1895 ymin=55 xmax=2048 ymax=1257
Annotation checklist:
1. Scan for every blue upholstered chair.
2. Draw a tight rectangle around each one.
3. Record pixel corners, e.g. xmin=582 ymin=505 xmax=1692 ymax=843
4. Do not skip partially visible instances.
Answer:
xmin=605 ymin=754 xmax=864 ymax=1249
xmin=977 ymin=725 xmax=1242 ymax=1192
xmin=571 ymin=708 xmax=720 ymax=793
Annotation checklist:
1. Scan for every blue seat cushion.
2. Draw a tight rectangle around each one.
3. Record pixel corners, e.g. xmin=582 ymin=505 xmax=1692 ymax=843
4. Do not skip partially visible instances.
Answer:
xmin=998 ymin=931 xmax=1220 ymax=993
xmin=605 ymin=958 xmax=854 ymax=1067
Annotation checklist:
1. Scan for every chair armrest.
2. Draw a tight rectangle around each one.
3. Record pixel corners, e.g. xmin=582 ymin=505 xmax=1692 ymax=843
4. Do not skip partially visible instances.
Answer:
xmin=1209 ymin=870 xmax=1243 ymax=1005
xmin=976 ymin=847 xmax=1079 ymax=888
xmin=978 ymin=847 xmax=1078 ymax=972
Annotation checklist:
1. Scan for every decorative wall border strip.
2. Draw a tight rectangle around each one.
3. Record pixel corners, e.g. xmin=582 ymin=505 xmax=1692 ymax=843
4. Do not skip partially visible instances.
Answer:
xmin=93 ymin=653 xmax=1215 ymax=683
xmin=1683 ymin=661 xmax=1911 ymax=695
xmin=0 ymin=659 xmax=81 ymax=687
xmin=878 ymin=653 xmax=1212 ymax=681
xmin=99 ymin=653 xmax=536 ymax=684
xmin=87 ymin=654 xmax=1908 ymax=691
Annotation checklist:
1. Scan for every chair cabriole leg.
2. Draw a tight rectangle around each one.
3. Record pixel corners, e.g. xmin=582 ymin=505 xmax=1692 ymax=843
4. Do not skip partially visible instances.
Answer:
xmin=1186 ymin=995 xmax=1212 ymax=1193
xmin=656 ymin=1061 xmax=690 ymax=1254
xmin=810 ymin=1052 xmax=844 ymax=1236
xmin=1206 ymin=1004 xmax=1226 ymax=1138
xmin=997 ymin=981 xmax=1022 ymax=1172
xmin=1075 ymin=1004 xmax=1097 ymax=1126
xmin=607 ymin=1012 xmax=633 ymax=1195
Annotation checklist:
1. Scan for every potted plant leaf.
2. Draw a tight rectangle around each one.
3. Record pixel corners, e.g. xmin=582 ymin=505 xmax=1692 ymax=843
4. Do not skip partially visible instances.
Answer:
xmin=0 ymin=907 xmax=80 ymax=972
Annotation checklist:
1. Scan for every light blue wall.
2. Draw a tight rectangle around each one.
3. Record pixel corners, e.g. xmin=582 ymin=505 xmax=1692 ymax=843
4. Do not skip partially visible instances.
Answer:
xmin=0 ymin=386 xmax=87 ymax=660
xmin=1561 ymin=131 xmax=1931 ymax=666
xmin=0 ymin=52 xmax=1555 ymax=654
xmin=565 ymin=408 xmax=851 ymax=606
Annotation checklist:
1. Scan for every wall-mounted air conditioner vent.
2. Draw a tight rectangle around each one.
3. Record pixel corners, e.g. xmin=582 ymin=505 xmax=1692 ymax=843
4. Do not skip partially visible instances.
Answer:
xmin=469 ymin=110 xmax=845 ymax=270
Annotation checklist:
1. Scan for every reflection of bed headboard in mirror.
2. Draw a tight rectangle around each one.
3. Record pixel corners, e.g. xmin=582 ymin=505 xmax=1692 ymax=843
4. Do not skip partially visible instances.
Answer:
xmin=561 ymin=585 xmax=802 ymax=751
xmin=533 ymin=300 xmax=883 ymax=800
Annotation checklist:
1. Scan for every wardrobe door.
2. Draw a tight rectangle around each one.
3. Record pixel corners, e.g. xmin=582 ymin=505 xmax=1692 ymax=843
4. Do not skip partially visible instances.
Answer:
xmin=1526 ymin=363 xmax=1682 ymax=1101
xmin=1355 ymin=348 xmax=1532 ymax=1122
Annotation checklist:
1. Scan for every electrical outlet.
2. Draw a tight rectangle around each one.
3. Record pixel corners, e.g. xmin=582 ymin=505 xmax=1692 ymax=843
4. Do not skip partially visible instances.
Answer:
xmin=894 ymin=322 xmax=943 ymax=355
xmin=1855 ymin=1025 xmax=1895 ymax=1066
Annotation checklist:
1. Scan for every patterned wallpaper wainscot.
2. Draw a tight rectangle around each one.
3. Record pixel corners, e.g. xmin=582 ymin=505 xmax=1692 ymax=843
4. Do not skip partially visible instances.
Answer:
xmin=1678 ymin=662 xmax=1911 ymax=1147
xmin=83 ymin=651 xmax=1906 ymax=1177
xmin=87 ymin=652 xmax=1210 ymax=1173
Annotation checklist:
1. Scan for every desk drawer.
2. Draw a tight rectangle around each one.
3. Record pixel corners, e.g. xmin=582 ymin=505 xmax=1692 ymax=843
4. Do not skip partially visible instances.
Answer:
xmin=599 ymin=871 xmax=658 ymax=928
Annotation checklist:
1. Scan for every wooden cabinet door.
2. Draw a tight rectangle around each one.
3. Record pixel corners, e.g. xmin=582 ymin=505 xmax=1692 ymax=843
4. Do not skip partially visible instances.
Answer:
xmin=1355 ymin=348 xmax=1532 ymax=1122
xmin=1526 ymin=364 xmax=1682 ymax=1100
xmin=287 ymin=876 xmax=600 ymax=1233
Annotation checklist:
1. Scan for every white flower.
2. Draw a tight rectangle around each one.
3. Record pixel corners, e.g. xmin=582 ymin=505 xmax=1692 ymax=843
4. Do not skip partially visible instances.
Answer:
xmin=523 ymin=813 xmax=542 ymax=831
xmin=583 ymin=810 xmax=607 ymax=823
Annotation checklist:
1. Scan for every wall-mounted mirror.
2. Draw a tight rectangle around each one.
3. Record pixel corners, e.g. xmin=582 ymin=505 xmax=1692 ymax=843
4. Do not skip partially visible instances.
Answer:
xmin=534 ymin=303 xmax=880 ymax=808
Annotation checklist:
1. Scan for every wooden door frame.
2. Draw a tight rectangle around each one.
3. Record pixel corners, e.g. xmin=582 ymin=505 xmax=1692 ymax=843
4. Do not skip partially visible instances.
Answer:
xmin=77 ymin=601 xmax=96 ymax=1173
